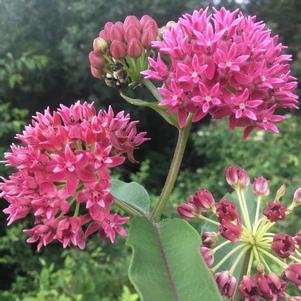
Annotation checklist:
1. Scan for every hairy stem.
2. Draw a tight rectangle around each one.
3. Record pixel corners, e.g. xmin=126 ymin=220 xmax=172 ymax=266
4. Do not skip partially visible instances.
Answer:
xmin=151 ymin=116 xmax=192 ymax=221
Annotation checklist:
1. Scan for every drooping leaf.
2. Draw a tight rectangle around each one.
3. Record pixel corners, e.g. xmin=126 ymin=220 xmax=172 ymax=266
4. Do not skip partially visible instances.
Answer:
xmin=111 ymin=179 xmax=150 ymax=216
xmin=127 ymin=217 xmax=222 ymax=301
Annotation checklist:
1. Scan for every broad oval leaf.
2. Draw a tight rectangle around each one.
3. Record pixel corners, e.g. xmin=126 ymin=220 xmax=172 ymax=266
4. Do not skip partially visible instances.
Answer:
xmin=127 ymin=217 xmax=222 ymax=301
xmin=111 ymin=179 xmax=150 ymax=215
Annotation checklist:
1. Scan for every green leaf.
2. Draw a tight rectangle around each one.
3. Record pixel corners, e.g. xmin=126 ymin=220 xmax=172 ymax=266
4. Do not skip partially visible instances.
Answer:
xmin=127 ymin=217 xmax=222 ymax=301
xmin=111 ymin=179 xmax=150 ymax=216
xmin=120 ymin=92 xmax=178 ymax=128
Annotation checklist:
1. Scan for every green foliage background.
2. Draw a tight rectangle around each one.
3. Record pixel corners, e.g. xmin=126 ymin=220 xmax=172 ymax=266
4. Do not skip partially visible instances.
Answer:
xmin=0 ymin=0 xmax=300 ymax=300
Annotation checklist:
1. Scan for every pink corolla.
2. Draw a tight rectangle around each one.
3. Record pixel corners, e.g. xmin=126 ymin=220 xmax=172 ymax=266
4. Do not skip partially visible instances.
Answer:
xmin=0 ymin=101 xmax=148 ymax=250
xmin=143 ymin=7 xmax=298 ymax=135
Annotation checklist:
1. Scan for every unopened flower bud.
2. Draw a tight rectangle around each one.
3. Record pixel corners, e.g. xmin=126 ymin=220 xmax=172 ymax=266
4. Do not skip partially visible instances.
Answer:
xmin=110 ymin=40 xmax=127 ymax=59
xmin=285 ymin=263 xmax=301 ymax=289
xmin=127 ymin=38 xmax=144 ymax=58
xmin=101 ymin=21 xmax=114 ymax=40
xmin=293 ymin=187 xmax=301 ymax=204
xmin=123 ymin=15 xmax=141 ymax=31
xmin=200 ymin=246 xmax=214 ymax=267
xmin=90 ymin=66 xmax=102 ymax=78
xmin=177 ymin=203 xmax=195 ymax=219
xmin=263 ymin=200 xmax=287 ymax=222
xmin=110 ymin=23 xmax=125 ymax=41
xmin=88 ymin=51 xmax=104 ymax=69
xmin=253 ymin=176 xmax=270 ymax=196
xmin=93 ymin=37 xmax=108 ymax=53
xmin=272 ymin=234 xmax=295 ymax=258
xmin=124 ymin=26 xmax=141 ymax=42
xmin=276 ymin=184 xmax=286 ymax=200
xmin=225 ymin=165 xmax=250 ymax=189
xmin=188 ymin=188 xmax=215 ymax=212
xmin=201 ymin=232 xmax=218 ymax=248
xmin=215 ymin=271 xmax=236 ymax=298
xmin=141 ymin=27 xmax=158 ymax=48
xmin=140 ymin=15 xmax=156 ymax=27
xmin=290 ymin=297 xmax=301 ymax=301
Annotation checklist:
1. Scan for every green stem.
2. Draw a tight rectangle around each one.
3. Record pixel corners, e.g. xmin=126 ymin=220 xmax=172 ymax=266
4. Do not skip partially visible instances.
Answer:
xmin=198 ymin=214 xmax=220 ymax=226
xmin=212 ymin=240 xmax=231 ymax=254
xmin=151 ymin=116 xmax=192 ymax=221
xmin=253 ymin=196 xmax=261 ymax=234
xmin=259 ymin=252 xmax=272 ymax=273
xmin=237 ymin=188 xmax=252 ymax=230
xmin=258 ymin=248 xmax=288 ymax=269
xmin=229 ymin=246 xmax=250 ymax=274
xmin=211 ymin=244 xmax=245 ymax=272
xmin=233 ymin=248 xmax=251 ymax=301
xmin=142 ymin=79 xmax=163 ymax=101
xmin=247 ymin=249 xmax=254 ymax=275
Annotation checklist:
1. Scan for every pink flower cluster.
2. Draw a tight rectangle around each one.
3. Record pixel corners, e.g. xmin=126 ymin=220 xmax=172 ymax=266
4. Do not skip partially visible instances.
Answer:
xmin=143 ymin=7 xmax=298 ymax=136
xmin=0 ymin=102 xmax=148 ymax=250
xmin=89 ymin=15 xmax=158 ymax=79
xmin=178 ymin=165 xmax=301 ymax=300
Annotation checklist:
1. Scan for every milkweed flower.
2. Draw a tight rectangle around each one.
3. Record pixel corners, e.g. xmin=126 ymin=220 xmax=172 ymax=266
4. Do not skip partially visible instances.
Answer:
xmin=142 ymin=7 xmax=298 ymax=135
xmin=0 ymin=101 xmax=148 ymax=250
xmin=177 ymin=166 xmax=301 ymax=300
xmin=89 ymin=15 xmax=158 ymax=87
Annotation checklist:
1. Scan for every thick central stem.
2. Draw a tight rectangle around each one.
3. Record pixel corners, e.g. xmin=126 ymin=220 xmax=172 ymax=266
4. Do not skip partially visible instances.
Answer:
xmin=151 ymin=116 xmax=192 ymax=221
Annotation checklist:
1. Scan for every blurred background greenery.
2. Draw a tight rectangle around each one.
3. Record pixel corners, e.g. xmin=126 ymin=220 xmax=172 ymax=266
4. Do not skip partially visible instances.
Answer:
xmin=0 ymin=0 xmax=300 ymax=300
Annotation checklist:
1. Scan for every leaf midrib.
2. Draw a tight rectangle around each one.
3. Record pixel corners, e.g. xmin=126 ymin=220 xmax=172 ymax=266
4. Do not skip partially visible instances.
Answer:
xmin=153 ymin=223 xmax=180 ymax=301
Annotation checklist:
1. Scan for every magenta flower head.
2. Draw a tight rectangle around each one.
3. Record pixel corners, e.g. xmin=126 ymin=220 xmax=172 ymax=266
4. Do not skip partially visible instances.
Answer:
xmin=238 ymin=276 xmax=260 ymax=301
xmin=285 ymin=263 xmax=301 ymax=289
xmin=253 ymin=176 xmax=270 ymax=196
xmin=143 ymin=7 xmax=298 ymax=132
xmin=89 ymin=15 xmax=158 ymax=87
xmin=272 ymin=234 xmax=296 ymax=258
xmin=225 ymin=165 xmax=250 ymax=189
xmin=215 ymin=271 xmax=236 ymax=298
xmin=263 ymin=200 xmax=287 ymax=222
xmin=0 ymin=102 xmax=148 ymax=250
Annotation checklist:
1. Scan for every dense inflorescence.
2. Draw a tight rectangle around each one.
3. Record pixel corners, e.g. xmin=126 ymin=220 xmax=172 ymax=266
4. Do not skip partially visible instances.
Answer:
xmin=143 ymin=7 xmax=298 ymax=136
xmin=0 ymin=102 xmax=148 ymax=250
xmin=178 ymin=166 xmax=301 ymax=300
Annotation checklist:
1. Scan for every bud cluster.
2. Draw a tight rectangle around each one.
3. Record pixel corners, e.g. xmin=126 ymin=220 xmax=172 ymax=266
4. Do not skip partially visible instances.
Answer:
xmin=89 ymin=15 xmax=158 ymax=88
xmin=178 ymin=165 xmax=301 ymax=300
